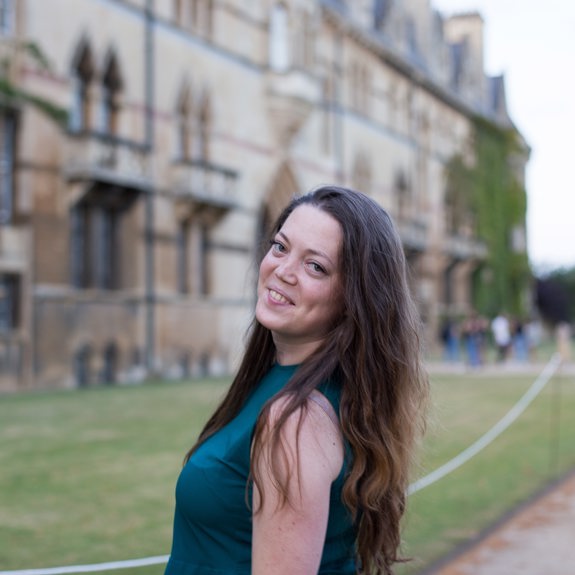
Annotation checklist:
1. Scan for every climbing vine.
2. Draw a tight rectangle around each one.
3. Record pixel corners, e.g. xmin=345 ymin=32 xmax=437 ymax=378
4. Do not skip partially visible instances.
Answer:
xmin=0 ymin=41 xmax=68 ymax=126
xmin=445 ymin=116 xmax=530 ymax=317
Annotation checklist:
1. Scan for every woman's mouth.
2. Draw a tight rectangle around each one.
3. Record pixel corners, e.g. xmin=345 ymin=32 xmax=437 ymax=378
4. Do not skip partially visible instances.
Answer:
xmin=269 ymin=289 xmax=293 ymax=305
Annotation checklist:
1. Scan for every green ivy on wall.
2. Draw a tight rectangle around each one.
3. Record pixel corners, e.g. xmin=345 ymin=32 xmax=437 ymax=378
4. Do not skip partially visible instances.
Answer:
xmin=0 ymin=41 xmax=68 ymax=126
xmin=446 ymin=116 xmax=531 ymax=318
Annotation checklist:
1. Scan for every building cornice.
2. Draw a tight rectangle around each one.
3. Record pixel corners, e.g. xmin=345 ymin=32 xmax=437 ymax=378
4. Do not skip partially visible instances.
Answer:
xmin=320 ymin=2 xmax=520 ymax=136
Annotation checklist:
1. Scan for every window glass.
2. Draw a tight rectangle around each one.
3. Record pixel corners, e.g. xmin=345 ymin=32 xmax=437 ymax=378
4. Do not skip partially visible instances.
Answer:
xmin=269 ymin=3 xmax=289 ymax=72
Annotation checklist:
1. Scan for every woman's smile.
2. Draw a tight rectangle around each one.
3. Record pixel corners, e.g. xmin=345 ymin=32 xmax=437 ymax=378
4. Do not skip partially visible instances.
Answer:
xmin=268 ymin=287 xmax=294 ymax=305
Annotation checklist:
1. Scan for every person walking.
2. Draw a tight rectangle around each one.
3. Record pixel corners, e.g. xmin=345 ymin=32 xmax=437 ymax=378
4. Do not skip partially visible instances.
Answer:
xmin=491 ymin=313 xmax=511 ymax=362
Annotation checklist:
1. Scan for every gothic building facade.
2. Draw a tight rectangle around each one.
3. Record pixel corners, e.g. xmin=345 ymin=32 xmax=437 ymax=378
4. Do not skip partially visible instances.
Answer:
xmin=0 ymin=0 xmax=529 ymax=390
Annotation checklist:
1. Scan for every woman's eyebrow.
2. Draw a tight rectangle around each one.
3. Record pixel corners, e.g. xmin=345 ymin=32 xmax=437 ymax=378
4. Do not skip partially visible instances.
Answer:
xmin=277 ymin=231 xmax=290 ymax=244
xmin=278 ymin=231 xmax=335 ymax=266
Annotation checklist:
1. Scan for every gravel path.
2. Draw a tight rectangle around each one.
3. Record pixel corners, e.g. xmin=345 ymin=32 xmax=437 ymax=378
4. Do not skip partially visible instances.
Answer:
xmin=425 ymin=469 xmax=575 ymax=575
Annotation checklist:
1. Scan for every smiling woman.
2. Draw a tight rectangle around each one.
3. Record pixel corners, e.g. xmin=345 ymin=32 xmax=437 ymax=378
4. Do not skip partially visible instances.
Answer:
xmin=164 ymin=185 xmax=429 ymax=575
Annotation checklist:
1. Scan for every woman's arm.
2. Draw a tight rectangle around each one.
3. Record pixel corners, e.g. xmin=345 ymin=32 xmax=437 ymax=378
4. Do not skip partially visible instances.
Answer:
xmin=252 ymin=397 xmax=344 ymax=575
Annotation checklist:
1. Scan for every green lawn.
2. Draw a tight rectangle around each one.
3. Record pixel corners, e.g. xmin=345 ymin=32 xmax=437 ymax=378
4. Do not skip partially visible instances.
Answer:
xmin=0 ymin=365 xmax=574 ymax=575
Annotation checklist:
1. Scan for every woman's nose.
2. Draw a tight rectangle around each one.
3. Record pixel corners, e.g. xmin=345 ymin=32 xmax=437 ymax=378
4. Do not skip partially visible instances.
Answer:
xmin=274 ymin=259 xmax=297 ymax=284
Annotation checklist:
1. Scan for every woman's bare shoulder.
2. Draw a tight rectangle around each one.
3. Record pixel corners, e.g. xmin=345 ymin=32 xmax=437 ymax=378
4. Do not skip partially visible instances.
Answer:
xmin=266 ymin=392 xmax=344 ymax=481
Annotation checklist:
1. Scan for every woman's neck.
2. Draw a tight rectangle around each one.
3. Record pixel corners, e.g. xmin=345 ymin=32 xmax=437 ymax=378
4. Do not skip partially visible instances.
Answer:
xmin=273 ymin=337 xmax=322 ymax=366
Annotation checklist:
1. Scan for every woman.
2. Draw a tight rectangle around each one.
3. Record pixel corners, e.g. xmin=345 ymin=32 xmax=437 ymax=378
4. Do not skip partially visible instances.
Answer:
xmin=165 ymin=185 xmax=428 ymax=575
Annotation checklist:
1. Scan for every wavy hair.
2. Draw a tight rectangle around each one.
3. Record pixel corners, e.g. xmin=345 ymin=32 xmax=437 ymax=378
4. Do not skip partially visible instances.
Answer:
xmin=187 ymin=185 xmax=429 ymax=574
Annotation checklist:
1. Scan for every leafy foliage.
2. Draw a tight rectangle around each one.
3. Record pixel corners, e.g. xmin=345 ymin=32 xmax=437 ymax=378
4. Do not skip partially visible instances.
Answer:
xmin=444 ymin=118 xmax=531 ymax=317
xmin=0 ymin=40 xmax=68 ymax=126
xmin=536 ymin=266 xmax=575 ymax=324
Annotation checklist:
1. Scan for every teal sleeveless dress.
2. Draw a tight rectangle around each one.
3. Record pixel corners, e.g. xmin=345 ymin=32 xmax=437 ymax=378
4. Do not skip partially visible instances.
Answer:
xmin=165 ymin=363 xmax=357 ymax=574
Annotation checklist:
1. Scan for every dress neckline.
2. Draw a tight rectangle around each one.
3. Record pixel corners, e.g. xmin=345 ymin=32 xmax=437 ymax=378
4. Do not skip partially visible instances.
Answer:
xmin=272 ymin=362 xmax=300 ymax=371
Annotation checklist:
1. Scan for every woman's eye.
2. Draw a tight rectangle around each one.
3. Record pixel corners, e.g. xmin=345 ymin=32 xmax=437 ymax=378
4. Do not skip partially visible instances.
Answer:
xmin=270 ymin=240 xmax=285 ymax=253
xmin=309 ymin=262 xmax=326 ymax=274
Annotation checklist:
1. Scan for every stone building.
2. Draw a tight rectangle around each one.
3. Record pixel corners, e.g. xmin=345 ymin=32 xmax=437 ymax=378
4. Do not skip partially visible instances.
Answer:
xmin=0 ymin=0 xmax=529 ymax=390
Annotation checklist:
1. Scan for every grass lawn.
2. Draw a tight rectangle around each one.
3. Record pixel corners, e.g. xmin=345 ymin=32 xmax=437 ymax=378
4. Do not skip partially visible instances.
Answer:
xmin=0 ymin=363 xmax=574 ymax=575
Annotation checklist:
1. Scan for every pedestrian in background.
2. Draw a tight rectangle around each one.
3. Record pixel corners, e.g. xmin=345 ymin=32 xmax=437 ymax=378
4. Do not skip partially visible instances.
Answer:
xmin=512 ymin=317 xmax=528 ymax=362
xmin=491 ymin=312 xmax=511 ymax=362
xmin=440 ymin=317 xmax=460 ymax=362
xmin=462 ymin=312 xmax=483 ymax=367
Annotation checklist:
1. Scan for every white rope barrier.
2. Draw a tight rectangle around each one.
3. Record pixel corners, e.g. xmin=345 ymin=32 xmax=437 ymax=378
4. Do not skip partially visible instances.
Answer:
xmin=408 ymin=353 xmax=563 ymax=495
xmin=0 ymin=556 xmax=170 ymax=575
xmin=1 ymin=354 xmax=563 ymax=575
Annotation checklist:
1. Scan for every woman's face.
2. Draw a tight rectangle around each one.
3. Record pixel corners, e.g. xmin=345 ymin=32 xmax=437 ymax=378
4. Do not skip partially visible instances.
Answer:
xmin=256 ymin=204 xmax=343 ymax=361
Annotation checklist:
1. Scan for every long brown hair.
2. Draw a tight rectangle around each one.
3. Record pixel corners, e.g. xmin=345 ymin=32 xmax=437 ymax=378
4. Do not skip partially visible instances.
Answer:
xmin=187 ymin=185 xmax=429 ymax=575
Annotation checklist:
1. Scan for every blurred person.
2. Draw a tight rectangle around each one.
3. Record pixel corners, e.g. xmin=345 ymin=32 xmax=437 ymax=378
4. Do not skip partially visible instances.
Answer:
xmin=476 ymin=315 xmax=490 ymax=364
xmin=525 ymin=318 xmax=542 ymax=361
xmin=462 ymin=312 xmax=482 ymax=367
xmin=556 ymin=322 xmax=572 ymax=361
xmin=164 ymin=186 xmax=429 ymax=575
xmin=511 ymin=317 xmax=528 ymax=362
xmin=491 ymin=312 xmax=511 ymax=362
xmin=440 ymin=317 xmax=460 ymax=362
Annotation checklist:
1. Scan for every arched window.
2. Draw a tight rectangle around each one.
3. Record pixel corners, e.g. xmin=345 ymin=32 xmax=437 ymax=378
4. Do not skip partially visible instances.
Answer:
xmin=302 ymin=11 xmax=314 ymax=68
xmin=269 ymin=3 xmax=289 ymax=72
xmin=351 ymin=62 xmax=371 ymax=115
xmin=175 ymin=86 xmax=210 ymax=161
xmin=192 ymin=92 xmax=210 ymax=161
xmin=176 ymin=86 xmax=192 ymax=160
xmin=177 ymin=219 xmax=190 ymax=293
xmin=101 ymin=51 xmax=122 ymax=136
xmin=294 ymin=10 xmax=314 ymax=69
xmin=70 ymin=40 xmax=94 ymax=132
xmin=69 ymin=184 xmax=137 ymax=291
xmin=176 ymin=218 xmax=210 ymax=296
xmin=321 ymin=74 xmax=334 ymax=154
xmin=0 ymin=111 xmax=16 ymax=224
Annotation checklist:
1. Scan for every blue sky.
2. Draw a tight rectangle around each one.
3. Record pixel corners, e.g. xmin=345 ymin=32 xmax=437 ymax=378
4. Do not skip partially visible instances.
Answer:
xmin=432 ymin=0 xmax=575 ymax=270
